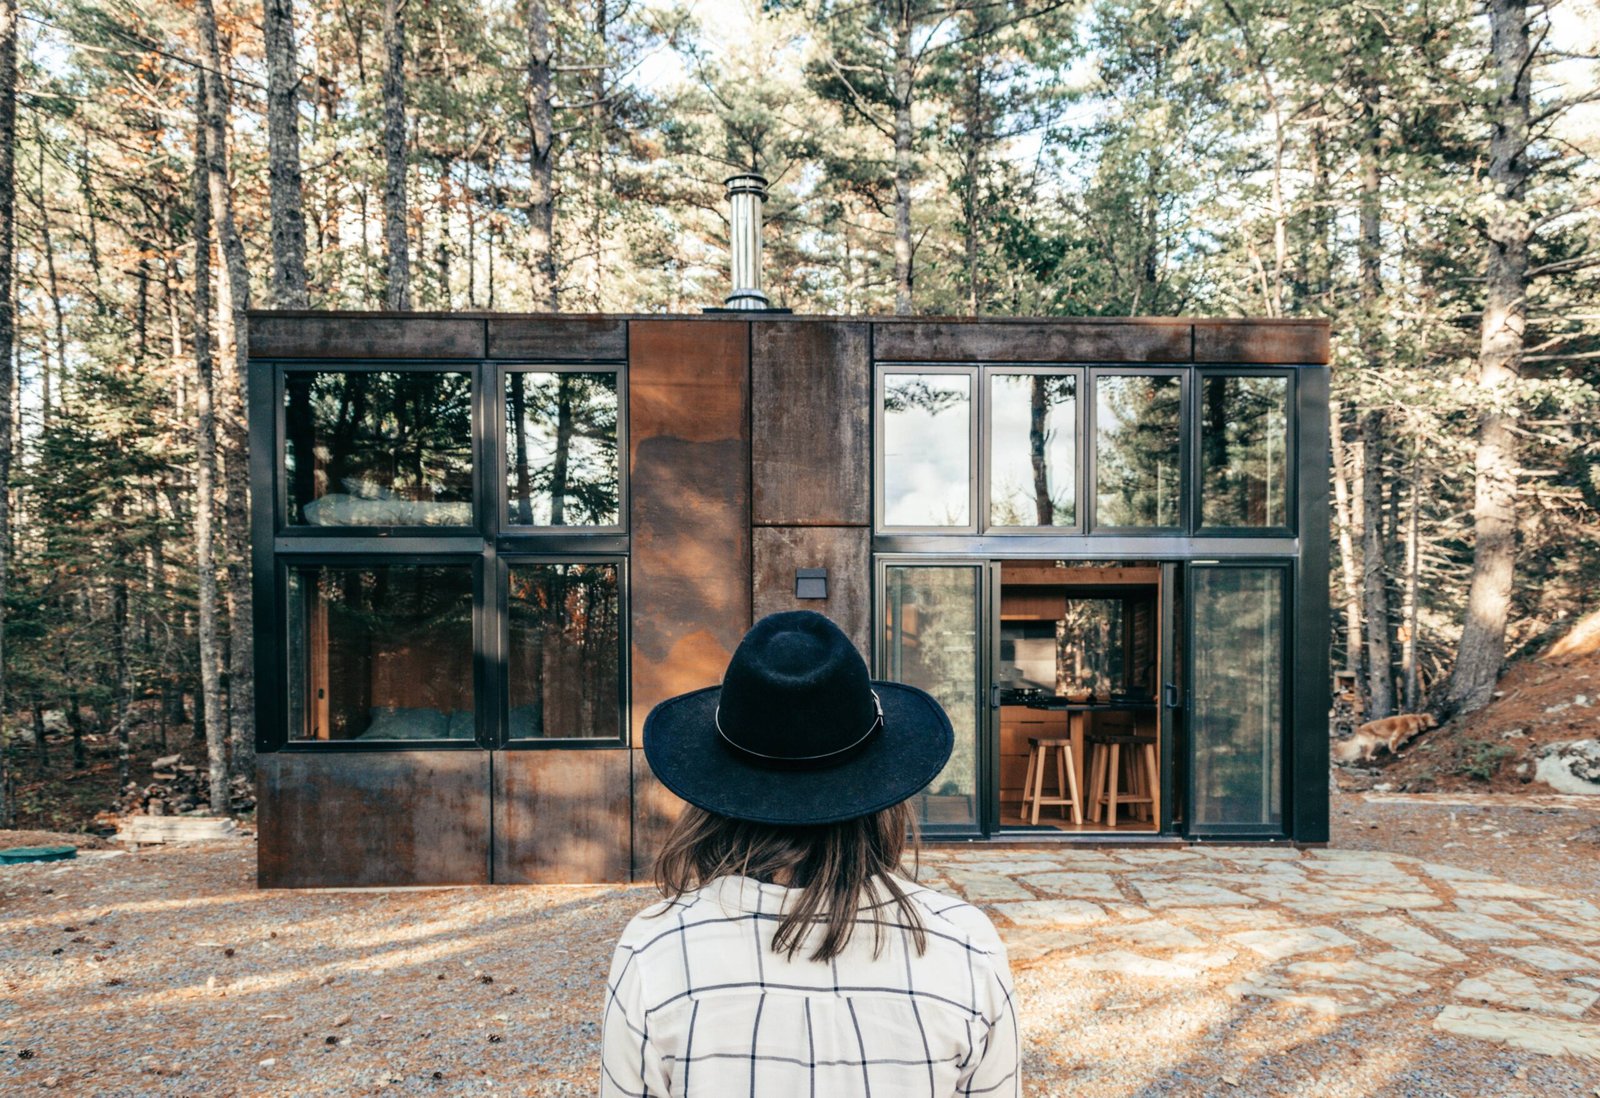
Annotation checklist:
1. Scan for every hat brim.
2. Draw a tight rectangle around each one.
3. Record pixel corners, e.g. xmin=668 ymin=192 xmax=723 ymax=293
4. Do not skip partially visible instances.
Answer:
xmin=642 ymin=681 xmax=956 ymax=826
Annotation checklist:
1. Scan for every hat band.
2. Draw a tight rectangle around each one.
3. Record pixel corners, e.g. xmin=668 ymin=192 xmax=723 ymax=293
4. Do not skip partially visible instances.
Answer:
xmin=714 ymin=690 xmax=884 ymax=772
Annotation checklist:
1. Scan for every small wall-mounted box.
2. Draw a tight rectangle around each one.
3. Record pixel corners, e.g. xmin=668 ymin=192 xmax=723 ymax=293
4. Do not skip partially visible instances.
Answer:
xmin=795 ymin=568 xmax=828 ymax=599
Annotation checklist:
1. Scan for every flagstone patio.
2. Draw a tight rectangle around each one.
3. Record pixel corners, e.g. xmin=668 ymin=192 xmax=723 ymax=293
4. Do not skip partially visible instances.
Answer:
xmin=2 ymin=793 xmax=1599 ymax=1095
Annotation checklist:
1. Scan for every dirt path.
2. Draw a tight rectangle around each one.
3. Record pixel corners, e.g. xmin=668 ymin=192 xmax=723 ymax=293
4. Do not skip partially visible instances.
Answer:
xmin=2 ymin=794 xmax=1598 ymax=1096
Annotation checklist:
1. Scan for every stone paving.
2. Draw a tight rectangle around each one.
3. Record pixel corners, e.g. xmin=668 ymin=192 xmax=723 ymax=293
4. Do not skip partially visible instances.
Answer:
xmin=922 ymin=844 xmax=1600 ymax=1064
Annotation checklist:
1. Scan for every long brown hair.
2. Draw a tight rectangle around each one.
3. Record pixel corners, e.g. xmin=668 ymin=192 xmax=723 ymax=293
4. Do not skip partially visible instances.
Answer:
xmin=654 ymin=801 xmax=927 ymax=963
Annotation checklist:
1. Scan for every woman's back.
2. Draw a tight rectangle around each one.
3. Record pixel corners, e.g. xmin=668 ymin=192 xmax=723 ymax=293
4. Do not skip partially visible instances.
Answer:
xmin=601 ymin=874 xmax=1018 ymax=1097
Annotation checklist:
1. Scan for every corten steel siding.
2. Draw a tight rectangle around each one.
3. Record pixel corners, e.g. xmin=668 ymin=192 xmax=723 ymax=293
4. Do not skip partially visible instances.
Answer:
xmin=249 ymin=313 xmax=1331 ymax=887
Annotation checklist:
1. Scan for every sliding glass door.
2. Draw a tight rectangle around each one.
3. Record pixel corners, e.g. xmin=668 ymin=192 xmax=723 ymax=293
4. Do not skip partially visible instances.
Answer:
xmin=1187 ymin=564 xmax=1287 ymax=835
xmin=879 ymin=562 xmax=984 ymax=833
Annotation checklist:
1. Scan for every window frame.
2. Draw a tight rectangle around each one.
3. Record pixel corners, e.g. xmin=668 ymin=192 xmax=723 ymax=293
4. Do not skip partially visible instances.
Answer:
xmin=874 ymin=364 xmax=980 ymax=535
xmin=1191 ymin=367 xmax=1298 ymax=539
xmin=275 ymin=360 xmax=483 ymax=538
xmin=979 ymin=365 xmax=1087 ymax=536
xmin=1085 ymin=366 xmax=1191 ymax=537
xmin=494 ymin=362 xmax=628 ymax=537
xmin=269 ymin=551 xmax=489 ymax=752
xmin=494 ymin=552 xmax=631 ymax=750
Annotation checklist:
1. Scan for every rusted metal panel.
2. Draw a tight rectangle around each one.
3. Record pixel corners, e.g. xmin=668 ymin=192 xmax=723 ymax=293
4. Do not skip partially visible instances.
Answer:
xmin=493 ymin=750 xmax=631 ymax=883
xmin=486 ymin=316 xmax=628 ymax=361
xmin=627 ymin=320 xmax=751 ymax=734
xmin=752 ymin=322 xmax=870 ymax=525
xmin=631 ymin=750 xmax=685 ymax=880
xmin=249 ymin=314 xmax=485 ymax=359
xmin=257 ymin=751 xmax=490 ymax=887
xmin=752 ymin=526 xmax=871 ymax=658
xmin=627 ymin=319 xmax=749 ymax=879
xmin=873 ymin=321 xmax=1192 ymax=364
xmin=1194 ymin=321 xmax=1329 ymax=365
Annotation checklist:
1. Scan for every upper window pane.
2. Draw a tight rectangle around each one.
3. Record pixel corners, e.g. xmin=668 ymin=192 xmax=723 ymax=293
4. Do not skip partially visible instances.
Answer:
xmin=990 ymin=373 xmax=1076 ymax=527
xmin=1095 ymin=375 xmax=1182 ymax=528
xmin=505 ymin=371 xmax=621 ymax=526
xmin=284 ymin=370 xmax=473 ymax=527
xmin=882 ymin=373 xmax=972 ymax=527
xmin=1200 ymin=375 xmax=1289 ymax=529
xmin=286 ymin=563 xmax=474 ymax=742
xmin=507 ymin=563 xmax=621 ymax=738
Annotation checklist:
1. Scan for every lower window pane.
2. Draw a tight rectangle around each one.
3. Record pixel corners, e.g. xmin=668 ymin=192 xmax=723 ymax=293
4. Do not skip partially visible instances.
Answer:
xmin=287 ymin=564 xmax=475 ymax=742
xmin=882 ymin=565 xmax=980 ymax=829
xmin=1190 ymin=567 xmax=1284 ymax=829
xmin=507 ymin=563 xmax=621 ymax=738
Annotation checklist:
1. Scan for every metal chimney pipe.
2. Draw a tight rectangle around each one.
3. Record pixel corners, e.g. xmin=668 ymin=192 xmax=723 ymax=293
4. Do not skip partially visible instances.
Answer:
xmin=724 ymin=173 xmax=770 ymax=310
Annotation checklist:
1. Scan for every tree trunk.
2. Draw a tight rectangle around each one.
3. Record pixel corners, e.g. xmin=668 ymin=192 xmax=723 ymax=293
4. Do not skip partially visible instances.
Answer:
xmin=382 ymin=0 xmax=411 ymax=309
xmin=586 ymin=0 xmax=608 ymax=309
xmin=264 ymin=0 xmax=310 ymax=306
xmin=959 ymin=38 xmax=986 ymax=316
xmin=191 ymin=104 xmax=231 ymax=817
xmin=1446 ymin=0 xmax=1530 ymax=716
xmin=1029 ymin=376 xmax=1051 ymax=525
xmin=891 ymin=7 xmax=914 ymax=315
xmin=1403 ymin=442 xmax=1423 ymax=711
xmin=550 ymin=374 xmax=572 ymax=525
xmin=1329 ymin=402 xmax=1362 ymax=678
xmin=197 ymin=0 xmax=256 ymax=781
xmin=0 ymin=0 xmax=15 ymax=827
xmin=1357 ymin=76 xmax=1393 ymax=720
xmin=526 ymin=0 xmax=558 ymax=311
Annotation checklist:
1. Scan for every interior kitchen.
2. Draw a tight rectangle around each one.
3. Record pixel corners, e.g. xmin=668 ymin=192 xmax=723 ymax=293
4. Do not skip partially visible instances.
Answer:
xmin=997 ymin=561 xmax=1166 ymax=832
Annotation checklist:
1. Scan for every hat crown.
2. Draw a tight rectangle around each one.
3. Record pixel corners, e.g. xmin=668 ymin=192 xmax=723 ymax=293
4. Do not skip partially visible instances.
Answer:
xmin=717 ymin=611 xmax=877 ymax=767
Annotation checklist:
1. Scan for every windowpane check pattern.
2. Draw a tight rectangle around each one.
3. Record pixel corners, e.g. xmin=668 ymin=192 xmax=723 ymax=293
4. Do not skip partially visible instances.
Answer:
xmin=601 ymin=875 xmax=1019 ymax=1097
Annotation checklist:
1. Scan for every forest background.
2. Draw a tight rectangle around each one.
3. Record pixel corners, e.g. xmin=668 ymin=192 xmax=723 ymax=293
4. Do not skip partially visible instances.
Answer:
xmin=0 ymin=0 xmax=1596 ymax=827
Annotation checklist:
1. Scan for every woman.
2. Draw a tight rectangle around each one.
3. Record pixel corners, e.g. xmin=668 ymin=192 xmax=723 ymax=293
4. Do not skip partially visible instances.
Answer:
xmin=601 ymin=610 xmax=1019 ymax=1097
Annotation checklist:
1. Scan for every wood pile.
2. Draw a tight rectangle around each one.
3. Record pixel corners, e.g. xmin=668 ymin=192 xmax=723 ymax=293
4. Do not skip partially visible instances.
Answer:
xmin=119 ymin=753 xmax=255 ymax=818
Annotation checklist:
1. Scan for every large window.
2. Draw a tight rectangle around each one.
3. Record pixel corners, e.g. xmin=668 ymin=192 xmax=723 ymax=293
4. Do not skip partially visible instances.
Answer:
xmin=286 ymin=562 xmax=476 ymax=742
xmin=284 ymin=370 xmax=473 ymax=527
xmin=1200 ymin=374 xmax=1290 ymax=530
xmin=989 ymin=373 xmax=1077 ymax=527
xmin=1093 ymin=373 xmax=1183 ymax=529
xmin=505 ymin=370 xmax=621 ymax=528
xmin=506 ymin=562 xmax=623 ymax=740
xmin=880 ymin=371 xmax=974 ymax=528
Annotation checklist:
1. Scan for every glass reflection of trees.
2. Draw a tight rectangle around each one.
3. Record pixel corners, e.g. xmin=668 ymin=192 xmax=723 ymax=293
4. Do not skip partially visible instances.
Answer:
xmin=506 ymin=372 xmax=620 ymax=526
xmin=507 ymin=563 xmax=621 ymax=738
xmin=884 ymin=566 xmax=979 ymax=827
xmin=287 ymin=564 xmax=474 ymax=742
xmin=882 ymin=374 xmax=971 ymax=527
xmin=991 ymin=374 xmax=1076 ymax=527
xmin=1191 ymin=568 xmax=1283 ymax=828
xmin=1058 ymin=598 xmax=1125 ymax=696
xmin=1200 ymin=375 xmax=1288 ymax=528
xmin=1095 ymin=375 xmax=1181 ymax=528
xmin=284 ymin=371 xmax=474 ymax=526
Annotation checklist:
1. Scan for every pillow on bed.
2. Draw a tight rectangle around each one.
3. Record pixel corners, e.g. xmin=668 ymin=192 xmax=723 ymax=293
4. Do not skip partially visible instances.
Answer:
xmin=359 ymin=706 xmax=450 ymax=740
xmin=508 ymin=704 xmax=542 ymax=739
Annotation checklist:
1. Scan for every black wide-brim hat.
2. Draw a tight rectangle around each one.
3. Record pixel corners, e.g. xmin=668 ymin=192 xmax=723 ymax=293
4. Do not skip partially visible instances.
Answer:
xmin=643 ymin=610 xmax=955 ymax=826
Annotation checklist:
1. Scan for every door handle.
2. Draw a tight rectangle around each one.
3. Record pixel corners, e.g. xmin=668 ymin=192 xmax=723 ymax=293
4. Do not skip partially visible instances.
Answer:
xmin=989 ymin=683 xmax=1001 ymax=709
xmin=1164 ymin=682 xmax=1181 ymax=708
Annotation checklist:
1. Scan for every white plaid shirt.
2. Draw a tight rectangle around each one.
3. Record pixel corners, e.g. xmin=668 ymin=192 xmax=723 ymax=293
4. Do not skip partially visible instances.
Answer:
xmin=600 ymin=874 xmax=1019 ymax=1097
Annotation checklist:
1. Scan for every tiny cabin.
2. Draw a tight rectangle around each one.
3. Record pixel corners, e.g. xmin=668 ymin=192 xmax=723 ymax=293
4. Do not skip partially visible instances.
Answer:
xmin=248 ymin=311 xmax=1330 ymax=886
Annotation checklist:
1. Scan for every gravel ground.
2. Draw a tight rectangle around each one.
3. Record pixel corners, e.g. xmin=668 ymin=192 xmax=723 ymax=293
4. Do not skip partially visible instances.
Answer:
xmin=2 ymin=793 xmax=1599 ymax=1097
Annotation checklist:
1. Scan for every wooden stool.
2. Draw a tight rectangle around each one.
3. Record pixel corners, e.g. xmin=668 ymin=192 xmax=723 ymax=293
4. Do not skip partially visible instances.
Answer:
xmin=1087 ymin=733 xmax=1157 ymax=826
xmin=1021 ymin=737 xmax=1083 ymax=826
